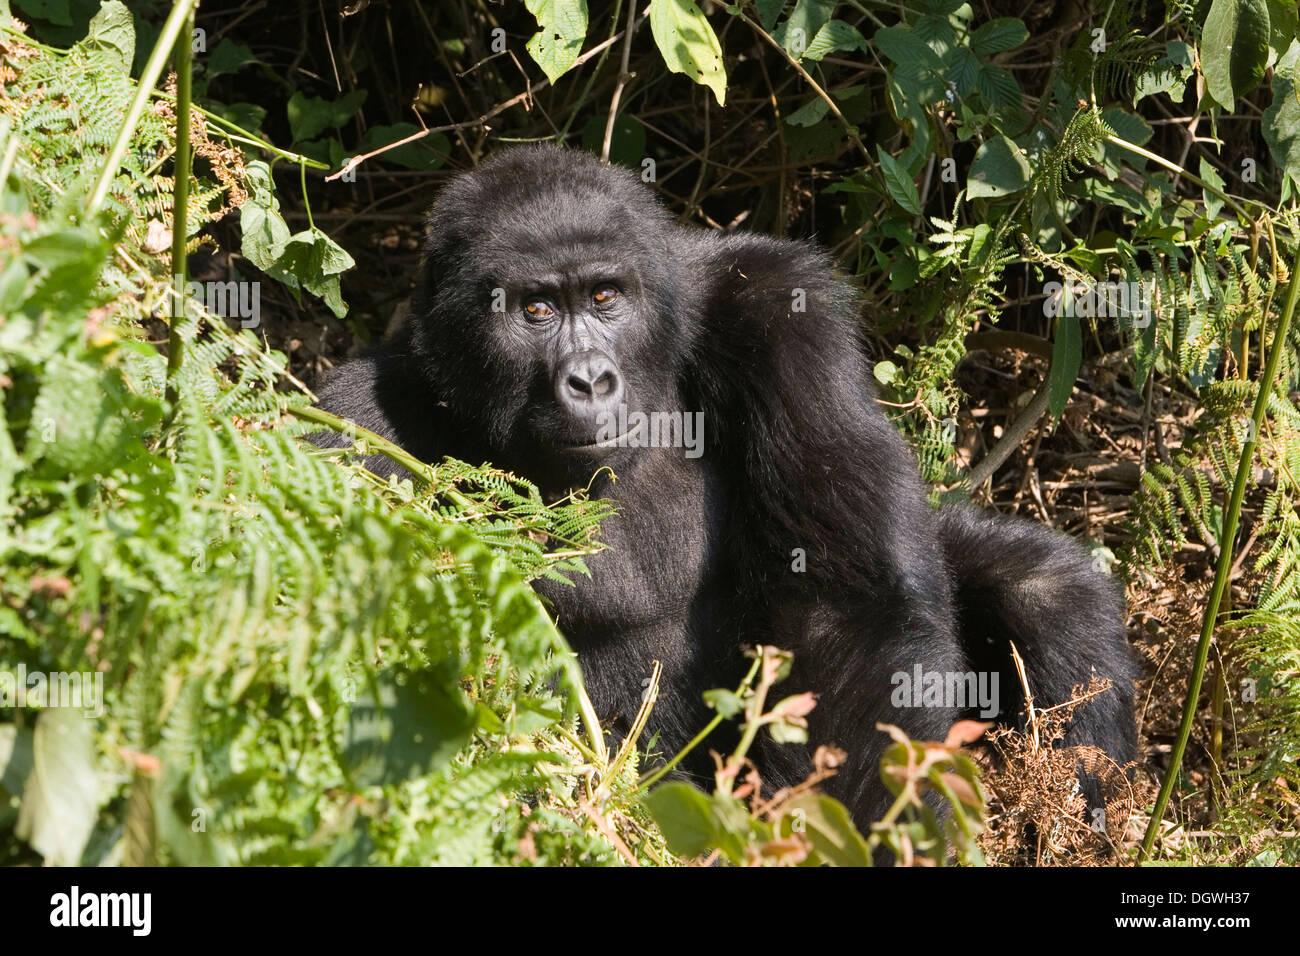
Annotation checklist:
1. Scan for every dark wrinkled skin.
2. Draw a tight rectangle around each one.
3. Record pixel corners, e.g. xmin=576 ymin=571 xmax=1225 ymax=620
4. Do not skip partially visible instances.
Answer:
xmin=312 ymin=146 xmax=1138 ymax=840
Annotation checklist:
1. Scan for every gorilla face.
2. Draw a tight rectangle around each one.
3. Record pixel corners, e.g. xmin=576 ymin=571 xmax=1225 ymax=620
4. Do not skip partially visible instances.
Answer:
xmin=409 ymin=148 xmax=689 ymax=481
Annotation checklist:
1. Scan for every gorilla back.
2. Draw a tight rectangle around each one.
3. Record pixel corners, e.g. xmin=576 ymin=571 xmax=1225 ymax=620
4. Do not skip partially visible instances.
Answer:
xmin=312 ymin=145 xmax=1137 ymax=831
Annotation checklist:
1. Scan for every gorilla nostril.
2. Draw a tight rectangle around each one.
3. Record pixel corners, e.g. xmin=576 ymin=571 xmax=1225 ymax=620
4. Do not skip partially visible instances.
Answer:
xmin=556 ymin=350 xmax=622 ymax=417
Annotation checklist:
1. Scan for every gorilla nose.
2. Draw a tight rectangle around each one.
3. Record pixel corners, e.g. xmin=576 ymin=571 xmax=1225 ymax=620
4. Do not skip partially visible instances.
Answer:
xmin=555 ymin=350 xmax=624 ymax=425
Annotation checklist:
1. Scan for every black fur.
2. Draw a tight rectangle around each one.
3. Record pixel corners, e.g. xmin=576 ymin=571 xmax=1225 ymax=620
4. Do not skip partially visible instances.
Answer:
xmin=312 ymin=146 xmax=1137 ymax=831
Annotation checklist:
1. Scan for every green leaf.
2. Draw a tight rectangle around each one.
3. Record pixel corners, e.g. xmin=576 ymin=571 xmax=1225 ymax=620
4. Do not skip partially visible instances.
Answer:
xmin=207 ymin=38 xmax=258 ymax=78
xmin=1049 ymin=312 xmax=1082 ymax=418
xmin=970 ymin=17 xmax=1027 ymax=55
xmin=342 ymin=669 xmax=476 ymax=787
xmin=803 ymin=20 xmax=869 ymax=62
xmin=703 ymin=688 xmax=744 ymax=717
xmin=1198 ymin=156 xmax=1227 ymax=218
xmin=966 ymin=134 xmax=1031 ymax=199
xmin=15 ymin=709 xmax=99 ymax=866
xmin=786 ymin=96 xmax=830 ymax=126
xmin=84 ymin=0 xmax=133 ymax=74
xmin=1201 ymin=0 xmax=1271 ymax=108
xmin=781 ymin=793 xmax=871 ymax=866
xmin=287 ymin=90 xmax=366 ymax=143
xmin=1267 ymin=0 xmax=1299 ymax=64
xmin=874 ymin=24 xmax=945 ymax=73
xmin=872 ymin=360 xmax=899 ymax=385
xmin=643 ymin=782 xmax=719 ymax=857
xmin=1263 ymin=40 xmax=1300 ymax=184
xmin=239 ymin=161 xmax=293 ymax=276
xmin=648 ymin=0 xmax=727 ymax=105
xmin=975 ymin=64 xmax=1021 ymax=109
xmin=756 ymin=0 xmax=786 ymax=30
xmin=274 ymin=228 xmax=357 ymax=317
xmin=878 ymin=148 xmax=922 ymax=215
xmin=1134 ymin=40 xmax=1194 ymax=104
xmin=772 ymin=0 xmax=834 ymax=59
xmin=768 ymin=719 xmax=808 ymax=743
xmin=524 ymin=0 xmax=589 ymax=83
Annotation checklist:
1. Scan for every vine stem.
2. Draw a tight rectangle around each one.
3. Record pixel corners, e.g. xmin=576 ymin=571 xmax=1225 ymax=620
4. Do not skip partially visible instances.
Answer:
xmin=1139 ymin=245 xmax=1300 ymax=859
xmin=87 ymin=0 xmax=199 ymax=215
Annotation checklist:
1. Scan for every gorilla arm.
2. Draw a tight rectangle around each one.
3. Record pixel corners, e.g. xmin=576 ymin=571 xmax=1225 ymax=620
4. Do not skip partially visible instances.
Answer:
xmin=678 ymin=230 xmax=967 ymax=821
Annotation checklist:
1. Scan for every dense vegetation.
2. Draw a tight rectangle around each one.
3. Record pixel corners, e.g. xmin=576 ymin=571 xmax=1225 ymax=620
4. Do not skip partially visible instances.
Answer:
xmin=0 ymin=0 xmax=1296 ymax=865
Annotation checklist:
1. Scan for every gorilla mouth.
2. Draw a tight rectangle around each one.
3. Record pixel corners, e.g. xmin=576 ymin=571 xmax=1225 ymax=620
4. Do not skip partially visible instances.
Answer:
xmin=562 ymin=426 xmax=643 ymax=453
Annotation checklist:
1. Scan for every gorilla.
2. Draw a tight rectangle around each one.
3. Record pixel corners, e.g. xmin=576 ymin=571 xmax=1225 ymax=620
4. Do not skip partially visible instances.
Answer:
xmin=312 ymin=145 xmax=1137 ymax=833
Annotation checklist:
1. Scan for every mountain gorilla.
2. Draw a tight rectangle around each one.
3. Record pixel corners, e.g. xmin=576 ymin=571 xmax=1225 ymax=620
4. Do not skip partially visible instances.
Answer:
xmin=312 ymin=145 xmax=1137 ymax=832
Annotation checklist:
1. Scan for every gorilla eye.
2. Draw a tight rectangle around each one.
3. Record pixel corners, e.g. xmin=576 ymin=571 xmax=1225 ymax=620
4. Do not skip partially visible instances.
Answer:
xmin=524 ymin=300 xmax=554 ymax=318
xmin=593 ymin=285 xmax=619 ymax=305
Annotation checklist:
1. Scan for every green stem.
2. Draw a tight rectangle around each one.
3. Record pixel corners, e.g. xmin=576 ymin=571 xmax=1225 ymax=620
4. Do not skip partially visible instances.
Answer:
xmin=1105 ymin=134 xmax=1250 ymax=221
xmin=88 ymin=0 xmax=199 ymax=214
xmin=300 ymin=159 xmax=315 ymax=231
xmin=635 ymin=654 xmax=762 ymax=793
xmin=165 ymin=8 xmax=194 ymax=409
xmin=287 ymin=404 xmax=477 ymax=509
xmin=1139 ymin=245 xmax=1300 ymax=859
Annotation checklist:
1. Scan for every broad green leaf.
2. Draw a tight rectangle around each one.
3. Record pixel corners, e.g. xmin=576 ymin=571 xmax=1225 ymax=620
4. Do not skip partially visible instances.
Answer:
xmin=756 ymin=0 xmax=786 ymax=30
xmin=239 ymin=161 xmax=293 ymax=277
xmin=1263 ymin=40 xmax=1300 ymax=184
xmin=1201 ymin=0 xmax=1271 ymax=108
xmin=780 ymin=793 xmax=871 ymax=866
xmin=649 ymin=0 xmax=727 ymax=105
xmin=643 ymin=782 xmax=719 ymax=857
xmin=287 ymin=90 xmax=366 ymax=143
xmin=524 ymin=0 xmax=589 ymax=83
xmin=785 ymin=96 xmax=830 ymax=126
xmin=1267 ymin=0 xmax=1298 ymax=64
xmin=1049 ymin=311 xmax=1082 ymax=418
xmin=772 ymin=0 xmax=834 ymax=59
xmin=803 ymin=20 xmax=869 ymax=61
xmin=970 ymin=17 xmax=1027 ymax=55
xmin=16 ymin=709 xmax=99 ymax=866
xmin=207 ymin=38 xmax=258 ymax=78
xmin=975 ymin=64 xmax=1021 ymax=109
xmin=947 ymin=46 xmax=981 ymax=95
xmin=274 ymin=228 xmax=357 ymax=318
xmin=966 ymin=134 xmax=1031 ymax=199
xmin=873 ymin=360 xmax=899 ymax=385
xmin=878 ymin=148 xmax=922 ymax=215
xmin=873 ymin=25 xmax=945 ymax=73
xmin=84 ymin=0 xmax=133 ymax=74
